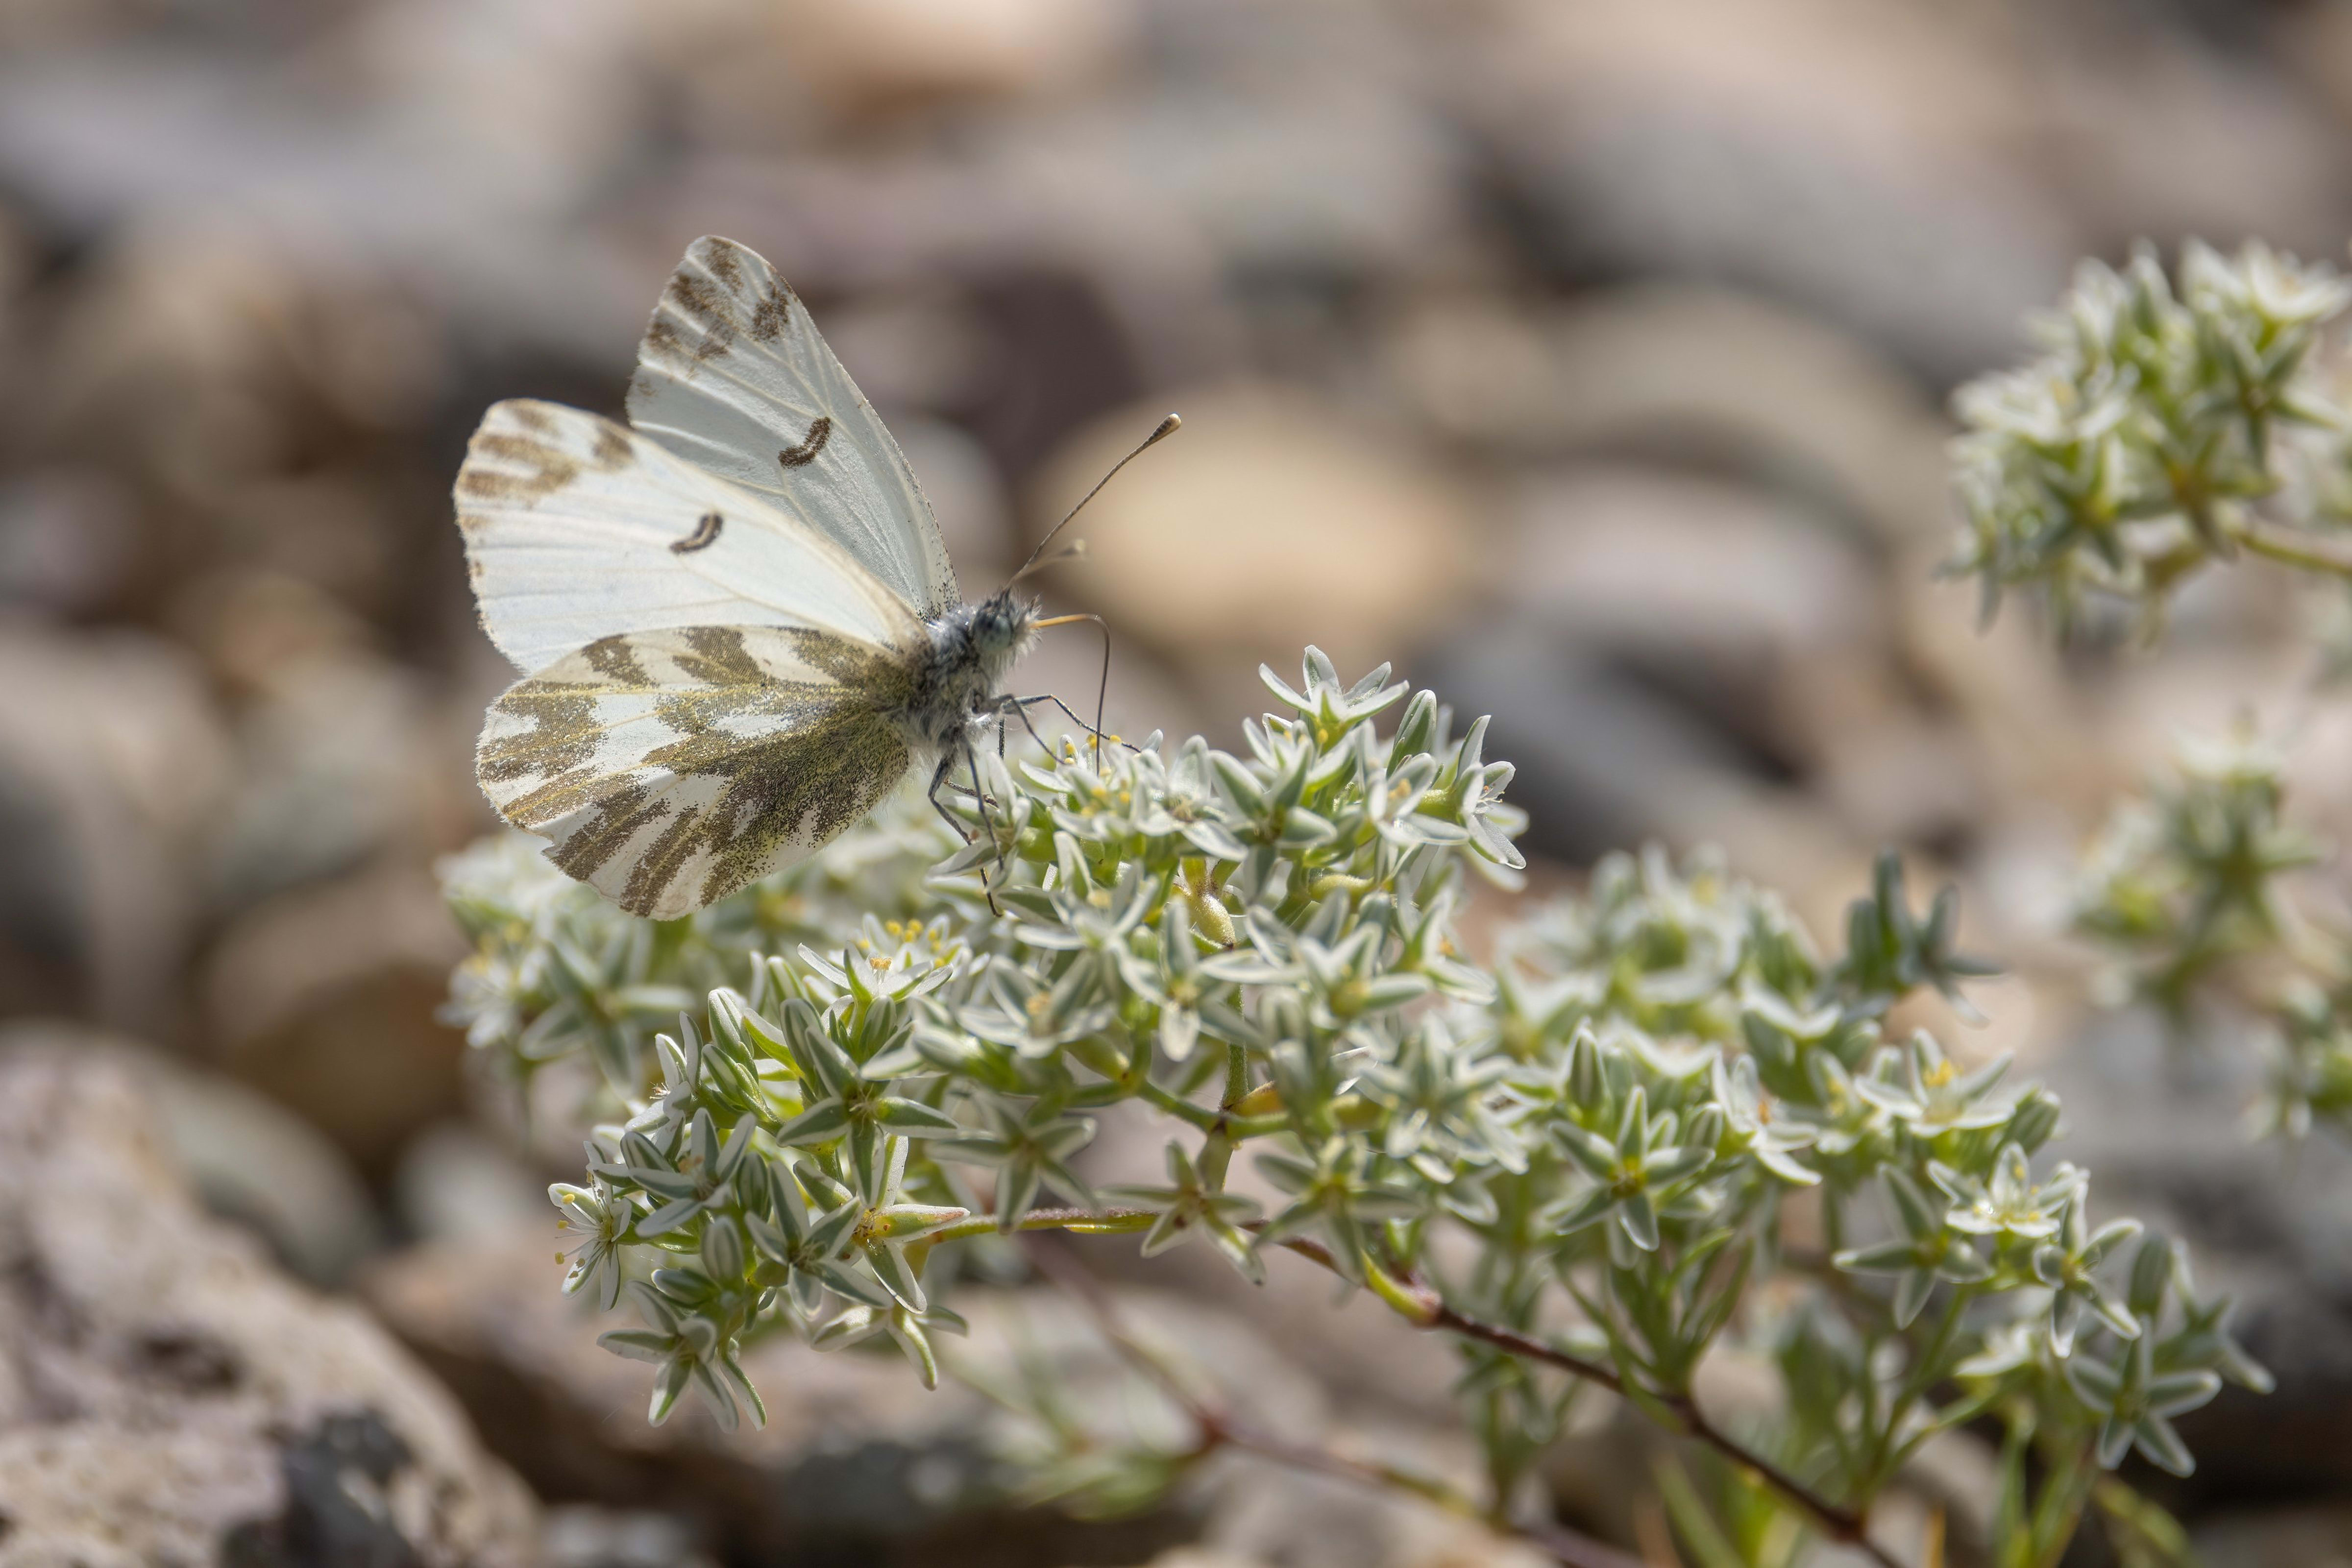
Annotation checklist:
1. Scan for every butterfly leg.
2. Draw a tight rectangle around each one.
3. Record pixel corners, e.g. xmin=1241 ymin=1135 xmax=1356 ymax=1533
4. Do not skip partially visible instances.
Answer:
xmin=1014 ymin=693 xmax=1140 ymax=757
xmin=926 ymin=750 xmax=975 ymax=844
xmin=963 ymin=736 xmax=1005 ymax=916
xmin=997 ymin=694 xmax=1054 ymax=756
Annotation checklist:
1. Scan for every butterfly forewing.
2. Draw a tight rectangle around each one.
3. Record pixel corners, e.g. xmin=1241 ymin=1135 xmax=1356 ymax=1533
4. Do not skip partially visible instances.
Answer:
xmin=477 ymin=625 xmax=918 ymax=919
xmin=457 ymin=399 xmax=926 ymax=674
xmin=627 ymin=236 xmax=960 ymax=621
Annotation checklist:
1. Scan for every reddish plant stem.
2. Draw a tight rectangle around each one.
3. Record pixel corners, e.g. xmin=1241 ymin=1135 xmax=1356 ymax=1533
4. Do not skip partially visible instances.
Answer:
xmin=973 ymin=1208 xmax=1905 ymax=1568
xmin=1286 ymin=1239 xmax=1901 ymax=1568
xmin=1017 ymin=1233 xmax=1643 ymax=1568
xmin=1419 ymin=1298 xmax=1896 ymax=1567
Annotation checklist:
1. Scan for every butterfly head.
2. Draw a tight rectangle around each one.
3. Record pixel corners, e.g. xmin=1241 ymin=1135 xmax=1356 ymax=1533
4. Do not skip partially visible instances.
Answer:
xmin=970 ymin=589 xmax=1038 ymax=664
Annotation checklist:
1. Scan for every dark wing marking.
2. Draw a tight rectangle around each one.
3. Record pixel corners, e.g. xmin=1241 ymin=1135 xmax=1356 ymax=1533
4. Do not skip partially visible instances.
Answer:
xmin=478 ymin=624 xmax=918 ymax=918
xmin=453 ymin=399 xmax=926 ymax=675
xmin=777 ymin=416 xmax=833 ymax=469
xmin=671 ymin=511 xmax=724 ymax=554
xmin=627 ymin=236 xmax=959 ymax=619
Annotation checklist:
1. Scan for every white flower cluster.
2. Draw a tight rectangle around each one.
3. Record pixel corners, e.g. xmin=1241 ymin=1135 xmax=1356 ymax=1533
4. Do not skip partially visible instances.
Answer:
xmin=1950 ymin=240 xmax=2352 ymax=631
xmin=443 ymin=651 xmax=2263 ymax=1552
xmin=2075 ymin=728 xmax=2352 ymax=1140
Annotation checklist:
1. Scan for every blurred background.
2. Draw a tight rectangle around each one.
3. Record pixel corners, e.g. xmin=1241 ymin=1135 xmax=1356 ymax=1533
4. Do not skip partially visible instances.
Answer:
xmin=7 ymin=0 xmax=2352 ymax=1564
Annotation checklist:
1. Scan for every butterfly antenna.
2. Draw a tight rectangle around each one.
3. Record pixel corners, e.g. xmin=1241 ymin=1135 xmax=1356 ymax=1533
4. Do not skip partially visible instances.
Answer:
xmin=1018 ymin=538 xmax=1088 ymax=576
xmin=1011 ymin=412 xmax=1180 ymax=584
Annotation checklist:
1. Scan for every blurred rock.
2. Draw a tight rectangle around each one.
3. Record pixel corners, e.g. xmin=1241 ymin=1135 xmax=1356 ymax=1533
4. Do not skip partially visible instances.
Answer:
xmin=1048 ymin=386 xmax=1477 ymax=716
xmin=394 ymin=1120 xmax=553 ymax=1247
xmin=0 ymin=469 xmax=139 ymax=615
xmin=2043 ymin=13 xmax=2352 ymax=263
xmin=1432 ymin=457 xmax=1997 ymax=899
xmin=541 ymin=1505 xmax=717 ymax=1568
xmin=1136 ymin=1551 xmax=1257 ymax=1568
xmin=0 ymin=22 xmax=646 ymax=333
xmin=170 ymin=572 xmax=483 ymax=916
xmin=822 ymin=291 xmax=996 ymax=411
xmin=128 ymin=1028 xmax=382 ymax=1286
xmin=212 ymin=473 xmax=417 ymax=621
xmin=1500 ymin=463 xmax=1881 ymax=661
xmin=38 ymin=218 xmax=445 ymax=493
xmin=1458 ymin=1 xmax=2352 ymax=376
xmin=207 ymin=656 xmax=453 ymax=914
xmin=1 ymin=1020 xmax=380 ymax=1288
xmin=668 ymin=0 xmax=1136 ymax=126
xmin=1385 ymin=286 xmax=1954 ymax=546
xmin=1807 ymin=703 xmax=1986 ymax=853
xmin=364 ymin=1228 xmax=1342 ymax=1564
xmin=0 ymin=1034 xmax=536 ymax=1565
xmin=2191 ymin=1502 xmax=2352 ymax=1568
xmin=174 ymin=568 xmax=377 ymax=697
xmin=1461 ymin=0 xmax=2076 ymax=379
xmin=1891 ymin=551 xmax=2102 ymax=832
xmin=0 ymin=195 xmax=24 ymax=301
xmin=201 ymin=860 xmax=469 ymax=1172
xmin=1011 ymin=74 xmax=1470 ymax=287
xmin=1193 ymin=1416 xmax=1553 ymax=1568
xmin=1423 ymin=611 xmax=1798 ymax=865
xmin=333 ymin=0 xmax=647 ymax=216
xmin=0 ymin=617 xmax=229 ymax=1035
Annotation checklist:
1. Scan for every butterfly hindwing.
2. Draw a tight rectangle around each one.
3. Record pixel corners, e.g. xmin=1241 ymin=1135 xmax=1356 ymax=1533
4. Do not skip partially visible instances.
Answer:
xmin=457 ymin=399 xmax=925 ymax=674
xmin=477 ymin=624 xmax=917 ymax=919
xmin=626 ymin=235 xmax=960 ymax=621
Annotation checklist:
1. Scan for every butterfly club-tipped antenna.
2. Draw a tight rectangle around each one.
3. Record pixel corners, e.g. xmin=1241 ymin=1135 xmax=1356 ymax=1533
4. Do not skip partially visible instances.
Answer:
xmin=1012 ymin=412 xmax=1181 ymax=585
xmin=1017 ymin=412 xmax=1180 ymax=774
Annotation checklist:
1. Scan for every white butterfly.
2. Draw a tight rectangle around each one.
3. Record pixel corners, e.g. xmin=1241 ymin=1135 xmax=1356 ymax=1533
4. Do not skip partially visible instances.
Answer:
xmin=456 ymin=236 xmax=1155 ymax=919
